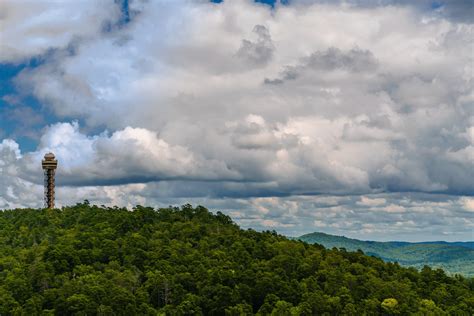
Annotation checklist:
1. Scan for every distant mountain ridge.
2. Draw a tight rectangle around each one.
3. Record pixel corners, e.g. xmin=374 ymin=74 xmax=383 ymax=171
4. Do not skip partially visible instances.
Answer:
xmin=415 ymin=241 xmax=474 ymax=249
xmin=296 ymin=232 xmax=474 ymax=277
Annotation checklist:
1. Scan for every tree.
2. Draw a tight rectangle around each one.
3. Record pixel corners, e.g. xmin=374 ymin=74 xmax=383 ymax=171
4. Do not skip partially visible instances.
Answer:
xmin=225 ymin=303 xmax=253 ymax=316
xmin=416 ymin=299 xmax=446 ymax=316
xmin=381 ymin=298 xmax=400 ymax=315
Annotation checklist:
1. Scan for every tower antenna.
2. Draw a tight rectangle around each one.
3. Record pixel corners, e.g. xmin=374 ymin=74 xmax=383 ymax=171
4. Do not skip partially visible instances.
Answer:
xmin=42 ymin=152 xmax=58 ymax=208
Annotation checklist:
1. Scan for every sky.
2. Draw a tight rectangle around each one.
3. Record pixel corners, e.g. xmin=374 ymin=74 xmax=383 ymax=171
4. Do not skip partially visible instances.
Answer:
xmin=0 ymin=0 xmax=473 ymax=242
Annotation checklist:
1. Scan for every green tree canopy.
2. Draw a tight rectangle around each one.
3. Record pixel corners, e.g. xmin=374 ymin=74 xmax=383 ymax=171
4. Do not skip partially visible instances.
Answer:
xmin=0 ymin=203 xmax=472 ymax=315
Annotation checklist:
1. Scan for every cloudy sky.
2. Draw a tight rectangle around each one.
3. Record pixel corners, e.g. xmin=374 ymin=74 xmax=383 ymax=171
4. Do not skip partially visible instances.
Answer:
xmin=1 ymin=0 xmax=473 ymax=241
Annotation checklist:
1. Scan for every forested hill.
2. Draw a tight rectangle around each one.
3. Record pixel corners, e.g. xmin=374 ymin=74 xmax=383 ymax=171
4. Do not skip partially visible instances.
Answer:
xmin=297 ymin=232 xmax=474 ymax=277
xmin=1 ymin=204 xmax=473 ymax=315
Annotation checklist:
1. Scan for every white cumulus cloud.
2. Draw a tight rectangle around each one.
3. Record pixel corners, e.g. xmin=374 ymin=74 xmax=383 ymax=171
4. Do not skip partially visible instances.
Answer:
xmin=1 ymin=0 xmax=473 ymax=240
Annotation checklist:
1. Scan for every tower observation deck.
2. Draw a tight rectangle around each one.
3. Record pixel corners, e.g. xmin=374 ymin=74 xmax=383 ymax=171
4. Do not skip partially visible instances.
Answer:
xmin=42 ymin=152 xmax=58 ymax=208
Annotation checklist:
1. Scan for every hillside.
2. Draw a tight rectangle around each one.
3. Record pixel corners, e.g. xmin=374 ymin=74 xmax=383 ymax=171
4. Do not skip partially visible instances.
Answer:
xmin=0 ymin=204 xmax=473 ymax=315
xmin=297 ymin=232 xmax=474 ymax=277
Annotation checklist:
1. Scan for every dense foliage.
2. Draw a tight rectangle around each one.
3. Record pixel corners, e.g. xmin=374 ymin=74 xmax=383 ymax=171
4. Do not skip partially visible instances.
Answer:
xmin=297 ymin=232 xmax=474 ymax=277
xmin=0 ymin=203 xmax=473 ymax=315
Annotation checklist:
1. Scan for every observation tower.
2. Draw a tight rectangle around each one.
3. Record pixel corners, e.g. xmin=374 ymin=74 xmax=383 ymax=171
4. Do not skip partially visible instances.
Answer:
xmin=42 ymin=152 xmax=58 ymax=208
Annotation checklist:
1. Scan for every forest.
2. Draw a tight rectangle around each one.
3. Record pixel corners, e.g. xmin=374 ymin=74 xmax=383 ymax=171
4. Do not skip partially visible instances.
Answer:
xmin=297 ymin=232 xmax=474 ymax=277
xmin=0 ymin=203 xmax=473 ymax=315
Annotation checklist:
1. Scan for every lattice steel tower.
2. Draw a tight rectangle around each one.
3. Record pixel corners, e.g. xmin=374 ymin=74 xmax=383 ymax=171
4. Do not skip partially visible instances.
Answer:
xmin=42 ymin=152 xmax=58 ymax=208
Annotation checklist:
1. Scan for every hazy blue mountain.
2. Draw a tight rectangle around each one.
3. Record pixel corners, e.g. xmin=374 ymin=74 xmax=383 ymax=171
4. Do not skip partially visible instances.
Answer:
xmin=296 ymin=232 xmax=474 ymax=277
xmin=417 ymin=241 xmax=474 ymax=249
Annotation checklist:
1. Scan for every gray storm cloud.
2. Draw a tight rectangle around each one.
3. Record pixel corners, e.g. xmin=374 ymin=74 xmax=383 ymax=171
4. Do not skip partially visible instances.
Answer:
xmin=237 ymin=25 xmax=275 ymax=66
